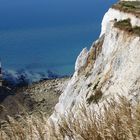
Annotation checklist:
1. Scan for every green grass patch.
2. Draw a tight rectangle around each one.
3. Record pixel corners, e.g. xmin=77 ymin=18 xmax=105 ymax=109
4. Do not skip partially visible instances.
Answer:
xmin=87 ymin=89 xmax=103 ymax=104
xmin=114 ymin=19 xmax=140 ymax=36
xmin=112 ymin=1 xmax=140 ymax=17
xmin=133 ymin=26 xmax=140 ymax=36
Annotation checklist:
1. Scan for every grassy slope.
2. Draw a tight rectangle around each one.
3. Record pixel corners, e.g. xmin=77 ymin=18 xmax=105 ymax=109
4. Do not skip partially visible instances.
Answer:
xmin=1 ymin=96 xmax=140 ymax=140
xmin=112 ymin=1 xmax=140 ymax=17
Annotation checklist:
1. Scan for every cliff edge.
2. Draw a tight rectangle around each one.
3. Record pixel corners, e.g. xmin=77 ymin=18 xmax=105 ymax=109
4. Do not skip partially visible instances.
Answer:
xmin=48 ymin=1 xmax=140 ymax=139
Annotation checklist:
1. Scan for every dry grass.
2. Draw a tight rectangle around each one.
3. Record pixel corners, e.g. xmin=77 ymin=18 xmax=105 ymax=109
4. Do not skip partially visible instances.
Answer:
xmin=0 ymin=113 xmax=49 ymax=140
xmin=1 ymin=96 xmax=140 ymax=140
xmin=57 ymin=96 xmax=140 ymax=140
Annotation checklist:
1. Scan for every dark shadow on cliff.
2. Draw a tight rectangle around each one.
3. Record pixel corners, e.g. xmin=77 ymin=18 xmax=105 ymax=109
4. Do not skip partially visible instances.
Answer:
xmin=0 ymin=87 xmax=15 ymax=102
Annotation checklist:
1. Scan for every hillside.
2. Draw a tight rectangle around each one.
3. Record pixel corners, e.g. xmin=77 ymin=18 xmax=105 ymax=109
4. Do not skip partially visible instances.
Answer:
xmin=48 ymin=1 xmax=140 ymax=139
xmin=0 ymin=77 xmax=69 ymax=120
xmin=1 ymin=1 xmax=140 ymax=140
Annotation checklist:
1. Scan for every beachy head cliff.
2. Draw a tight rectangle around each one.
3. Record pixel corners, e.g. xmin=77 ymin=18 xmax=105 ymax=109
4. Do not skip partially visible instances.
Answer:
xmin=0 ymin=1 xmax=140 ymax=139
xmin=47 ymin=1 xmax=140 ymax=139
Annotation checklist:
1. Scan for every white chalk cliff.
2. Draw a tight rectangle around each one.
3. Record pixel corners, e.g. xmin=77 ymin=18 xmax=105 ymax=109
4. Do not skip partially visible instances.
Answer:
xmin=49 ymin=1 xmax=140 ymax=139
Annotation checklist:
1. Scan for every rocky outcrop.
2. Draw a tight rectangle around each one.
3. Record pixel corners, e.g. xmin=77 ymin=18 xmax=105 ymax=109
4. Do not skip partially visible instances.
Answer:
xmin=49 ymin=2 xmax=140 ymax=139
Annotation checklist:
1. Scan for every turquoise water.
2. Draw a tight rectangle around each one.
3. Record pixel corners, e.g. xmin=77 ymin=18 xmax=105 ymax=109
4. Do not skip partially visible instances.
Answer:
xmin=0 ymin=0 xmax=117 ymax=75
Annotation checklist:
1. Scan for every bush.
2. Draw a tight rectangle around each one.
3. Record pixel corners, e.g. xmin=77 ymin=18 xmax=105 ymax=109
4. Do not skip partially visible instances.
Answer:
xmin=87 ymin=89 xmax=103 ymax=104
xmin=114 ymin=19 xmax=140 ymax=36
xmin=133 ymin=26 xmax=140 ymax=36
xmin=114 ymin=18 xmax=132 ymax=31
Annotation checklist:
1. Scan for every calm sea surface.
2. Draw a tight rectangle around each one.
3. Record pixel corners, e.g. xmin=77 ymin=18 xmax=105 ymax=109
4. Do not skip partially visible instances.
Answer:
xmin=0 ymin=0 xmax=116 ymax=75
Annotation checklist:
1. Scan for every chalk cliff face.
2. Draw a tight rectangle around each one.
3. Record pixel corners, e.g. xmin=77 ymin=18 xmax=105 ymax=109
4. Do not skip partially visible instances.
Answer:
xmin=100 ymin=8 xmax=140 ymax=36
xmin=49 ymin=3 xmax=140 ymax=139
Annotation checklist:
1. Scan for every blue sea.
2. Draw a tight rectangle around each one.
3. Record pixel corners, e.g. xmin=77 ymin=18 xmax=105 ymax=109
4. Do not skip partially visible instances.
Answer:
xmin=0 ymin=0 xmax=117 ymax=76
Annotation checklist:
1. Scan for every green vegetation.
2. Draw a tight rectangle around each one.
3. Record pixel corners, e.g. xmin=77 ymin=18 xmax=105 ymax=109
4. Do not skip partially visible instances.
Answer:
xmin=114 ymin=18 xmax=140 ymax=36
xmin=87 ymin=83 xmax=92 ymax=88
xmin=112 ymin=1 xmax=140 ymax=17
xmin=133 ymin=26 xmax=140 ymax=36
xmin=114 ymin=18 xmax=132 ymax=31
xmin=87 ymin=89 xmax=103 ymax=104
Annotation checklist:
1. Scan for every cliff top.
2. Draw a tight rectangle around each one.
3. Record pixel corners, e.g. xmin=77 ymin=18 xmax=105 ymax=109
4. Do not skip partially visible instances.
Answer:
xmin=112 ymin=1 xmax=140 ymax=17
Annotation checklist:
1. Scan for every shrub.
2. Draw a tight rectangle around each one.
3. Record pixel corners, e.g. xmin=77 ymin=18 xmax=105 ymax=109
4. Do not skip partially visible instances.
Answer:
xmin=133 ymin=26 xmax=140 ymax=36
xmin=114 ymin=19 xmax=140 ymax=36
xmin=114 ymin=18 xmax=132 ymax=31
xmin=87 ymin=89 xmax=103 ymax=104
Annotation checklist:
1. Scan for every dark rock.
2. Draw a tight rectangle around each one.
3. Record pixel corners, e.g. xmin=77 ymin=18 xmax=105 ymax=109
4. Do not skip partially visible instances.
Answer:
xmin=0 ymin=87 xmax=14 ymax=102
